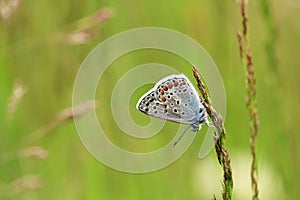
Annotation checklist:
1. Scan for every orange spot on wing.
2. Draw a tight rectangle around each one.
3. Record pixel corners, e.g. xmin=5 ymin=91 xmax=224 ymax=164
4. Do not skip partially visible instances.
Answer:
xmin=168 ymin=83 xmax=172 ymax=88
xmin=161 ymin=97 xmax=166 ymax=102
xmin=163 ymin=86 xmax=168 ymax=91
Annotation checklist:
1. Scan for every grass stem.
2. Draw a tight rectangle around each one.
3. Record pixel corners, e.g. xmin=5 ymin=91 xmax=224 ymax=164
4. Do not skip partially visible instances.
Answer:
xmin=192 ymin=66 xmax=233 ymax=200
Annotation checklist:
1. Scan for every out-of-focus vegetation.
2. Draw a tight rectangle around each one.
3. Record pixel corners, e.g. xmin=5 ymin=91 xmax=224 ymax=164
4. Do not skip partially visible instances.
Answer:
xmin=1 ymin=0 xmax=299 ymax=199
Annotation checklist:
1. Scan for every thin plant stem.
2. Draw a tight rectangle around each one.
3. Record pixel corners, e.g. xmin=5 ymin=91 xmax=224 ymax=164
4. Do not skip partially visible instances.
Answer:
xmin=236 ymin=1 xmax=260 ymax=200
xmin=260 ymin=0 xmax=277 ymax=72
xmin=25 ymin=100 xmax=98 ymax=143
xmin=192 ymin=66 xmax=233 ymax=200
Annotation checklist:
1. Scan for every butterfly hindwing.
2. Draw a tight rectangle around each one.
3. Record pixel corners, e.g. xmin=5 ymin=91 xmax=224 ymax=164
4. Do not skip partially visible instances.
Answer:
xmin=136 ymin=74 xmax=203 ymax=125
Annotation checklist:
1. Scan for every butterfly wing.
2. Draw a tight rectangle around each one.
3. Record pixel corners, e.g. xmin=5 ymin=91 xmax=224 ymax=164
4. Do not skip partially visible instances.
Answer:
xmin=136 ymin=74 xmax=203 ymax=125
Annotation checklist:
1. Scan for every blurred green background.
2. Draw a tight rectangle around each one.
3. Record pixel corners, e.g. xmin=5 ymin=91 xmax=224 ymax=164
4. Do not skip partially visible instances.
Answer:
xmin=1 ymin=0 xmax=299 ymax=199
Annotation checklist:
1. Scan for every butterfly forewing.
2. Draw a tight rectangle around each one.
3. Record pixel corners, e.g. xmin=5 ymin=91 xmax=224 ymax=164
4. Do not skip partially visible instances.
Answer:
xmin=136 ymin=74 xmax=202 ymax=125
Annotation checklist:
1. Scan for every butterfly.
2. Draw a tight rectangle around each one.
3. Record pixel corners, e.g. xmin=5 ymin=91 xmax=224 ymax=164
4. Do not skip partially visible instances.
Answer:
xmin=136 ymin=74 xmax=209 ymax=146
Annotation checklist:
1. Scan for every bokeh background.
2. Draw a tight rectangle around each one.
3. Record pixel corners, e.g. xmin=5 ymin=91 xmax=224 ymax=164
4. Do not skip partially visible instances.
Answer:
xmin=1 ymin=0 xmax=299 ymax=199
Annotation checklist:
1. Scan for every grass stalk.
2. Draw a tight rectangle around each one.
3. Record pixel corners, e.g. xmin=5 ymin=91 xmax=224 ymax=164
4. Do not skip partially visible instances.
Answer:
xmin=192 ymin=66 xmax=233 ymax=200
xmin=236 ymin=1 xmax=260 ymax=199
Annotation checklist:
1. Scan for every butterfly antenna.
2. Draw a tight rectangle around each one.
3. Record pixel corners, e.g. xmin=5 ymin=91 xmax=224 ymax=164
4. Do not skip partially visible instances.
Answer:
xmin=173 ymin=125 xmax=191 ymax=147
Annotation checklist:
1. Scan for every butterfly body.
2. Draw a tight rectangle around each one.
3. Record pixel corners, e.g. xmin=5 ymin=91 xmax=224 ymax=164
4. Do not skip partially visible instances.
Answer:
xmin=136 ymin=74 xmax=209 ymax=134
